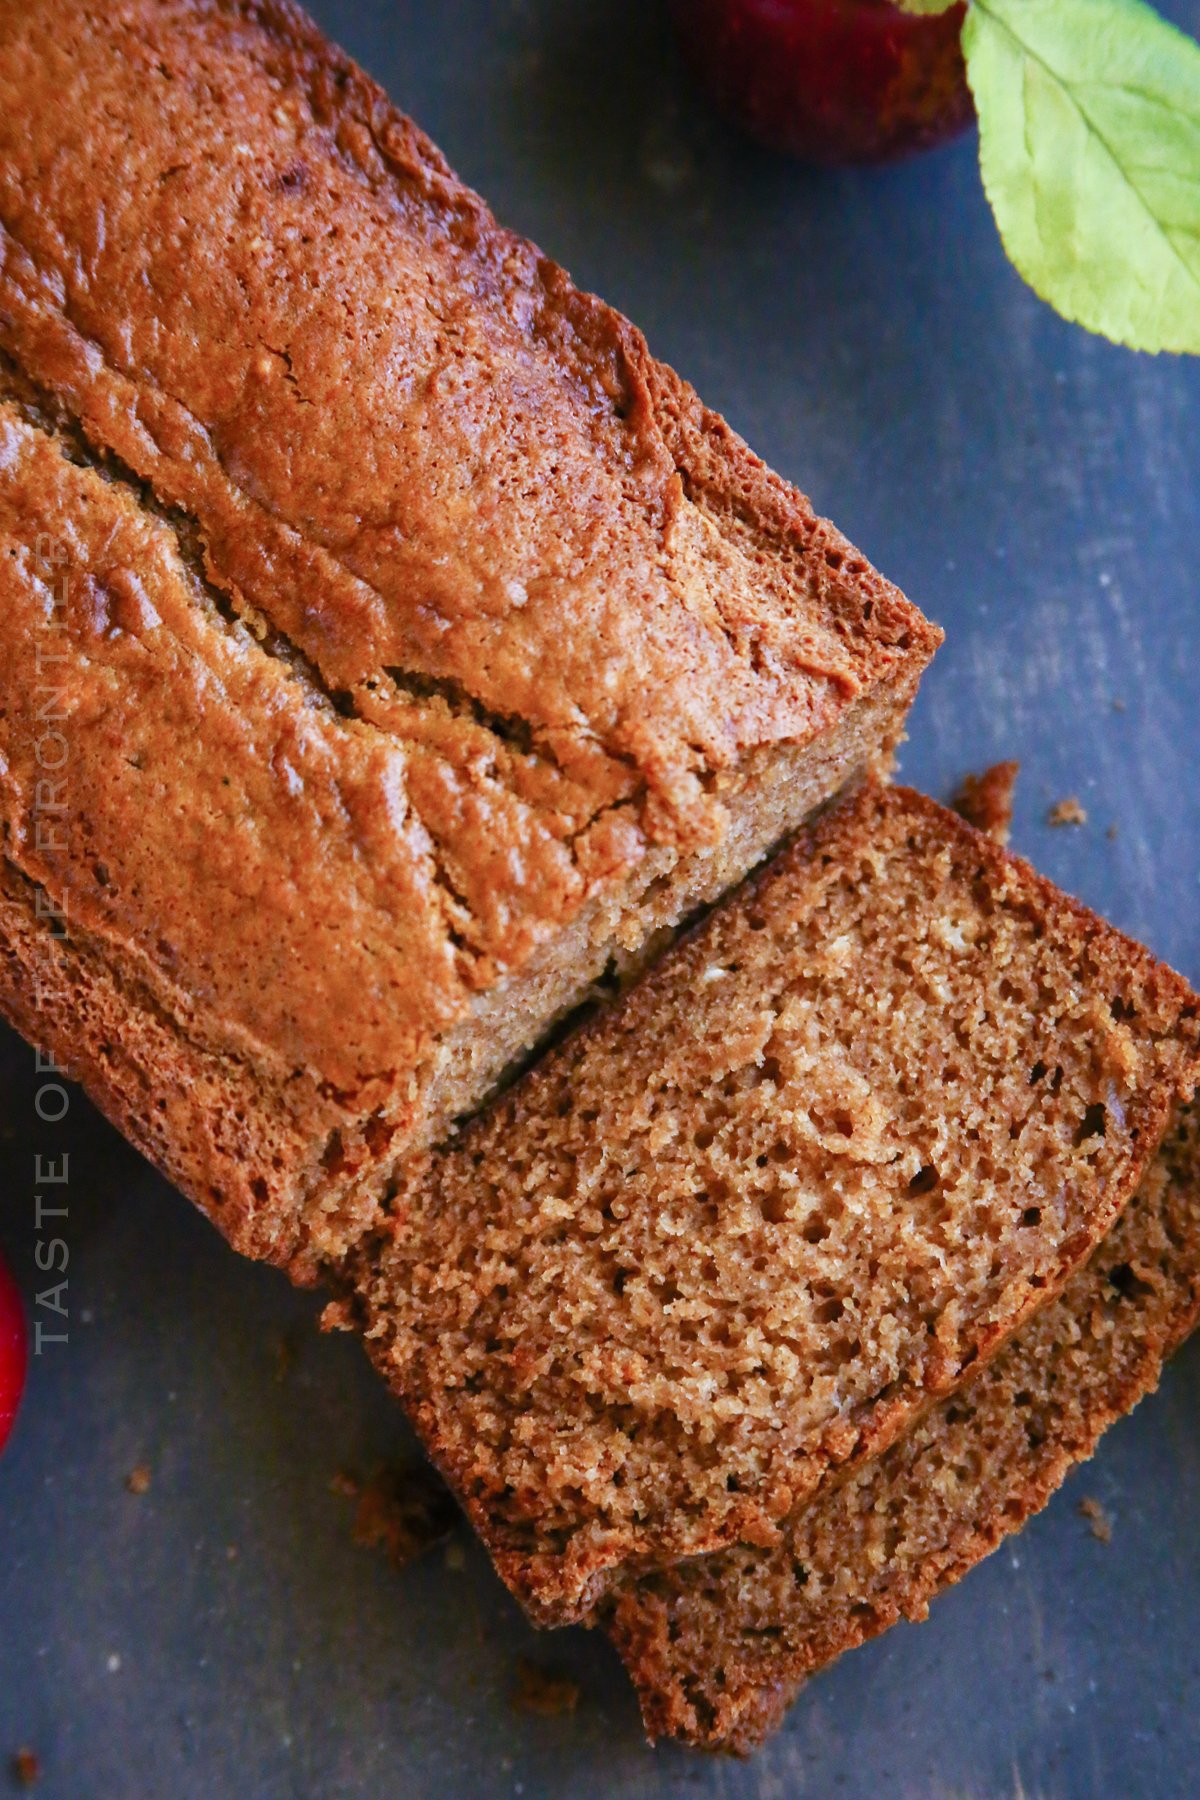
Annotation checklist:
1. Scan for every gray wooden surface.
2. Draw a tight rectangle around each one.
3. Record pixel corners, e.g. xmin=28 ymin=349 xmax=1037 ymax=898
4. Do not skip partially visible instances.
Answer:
xmin=2 ymin=3 xmax=1199 ymax=1795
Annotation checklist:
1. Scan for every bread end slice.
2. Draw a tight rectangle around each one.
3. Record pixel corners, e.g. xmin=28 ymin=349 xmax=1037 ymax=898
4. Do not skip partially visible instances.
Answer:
xmin=606 ymin=1102 xmax=1200 ymax=1751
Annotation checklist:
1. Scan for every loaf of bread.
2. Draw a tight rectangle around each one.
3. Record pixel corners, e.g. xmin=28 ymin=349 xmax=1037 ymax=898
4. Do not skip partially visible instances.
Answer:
xmin=606 ymin=1102 xmax=1200 ymax=1750
xmin=0 ymin=1 xmax=939 ymax=1277
xmin=344 ymin=783 xmax=1200 ymax=1622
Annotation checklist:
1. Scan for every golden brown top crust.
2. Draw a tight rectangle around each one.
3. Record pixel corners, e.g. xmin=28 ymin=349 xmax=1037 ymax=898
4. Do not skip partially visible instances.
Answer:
xmin=352 ymin=784 xmax=1200 ymax=1620
xmin=0 ymin=408 xmax=454 ymax=1099
xmin=0 ymin=0 xmax=937 ymax=1109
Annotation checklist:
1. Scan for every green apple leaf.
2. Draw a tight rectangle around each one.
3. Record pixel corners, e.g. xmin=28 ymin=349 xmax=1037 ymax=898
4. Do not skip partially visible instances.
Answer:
xmin=965 ymin=0 xmax=1200 ymax=354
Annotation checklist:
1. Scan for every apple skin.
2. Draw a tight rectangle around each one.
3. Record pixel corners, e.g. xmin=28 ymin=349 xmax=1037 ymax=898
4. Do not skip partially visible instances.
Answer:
xmin=0 ymin=1247 xmax=28 ymax=1455
xmin=668 ymin=0 xmax=973 ymax=164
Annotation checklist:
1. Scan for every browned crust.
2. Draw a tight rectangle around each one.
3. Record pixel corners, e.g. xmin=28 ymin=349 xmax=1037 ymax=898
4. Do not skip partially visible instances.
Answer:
xmin=606 ymin=1104 xmax=1200 ymax=1751
xmin=344 ymin=784 xmax=1200 ymax=1622
xmin=231 ymin=4 xmax=940 ymax=683
xmin=0 ymin=855 xmax=340 ymax=1271
xmin=227 ymin=0 xmax=940 ymax=691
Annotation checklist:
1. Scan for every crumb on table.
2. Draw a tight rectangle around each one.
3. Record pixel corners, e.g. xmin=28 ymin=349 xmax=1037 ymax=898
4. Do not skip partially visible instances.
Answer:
xmin=512 ymin=1658 xmax=582 ymax=1718
xmin=951 ymin=760 xmax=1019 ymax=845
xmin=1079 ymin=1496 xmax=1113 ymax=1543
xmin=1048 ymin=796 xmax=1088 ymax=828
xmin=11 ymin=1748 xmax=40 ymax=1787
xmin=125 ymin=1463 xmax=152 ymax=1496
xmin=333 ymin=1465 xmax=457 ymax=1569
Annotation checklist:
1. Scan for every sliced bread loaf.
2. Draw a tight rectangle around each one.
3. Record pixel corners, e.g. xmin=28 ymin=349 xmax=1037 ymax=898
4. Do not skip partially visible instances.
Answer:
xmin=343 ymin=783 xmax=1200 ymax=1621
xmin=605 ymin=1102 xmax=1200 ymax=1750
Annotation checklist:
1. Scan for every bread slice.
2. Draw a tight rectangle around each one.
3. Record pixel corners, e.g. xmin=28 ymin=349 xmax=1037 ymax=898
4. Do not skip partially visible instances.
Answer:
xmin=605 ymin=1102 xmax=1200 ymax=1751
xmin=343 ymin=783 xmax=1200 ymax=1622
xmin=0 ymin=2 xmax=938 ymax=1278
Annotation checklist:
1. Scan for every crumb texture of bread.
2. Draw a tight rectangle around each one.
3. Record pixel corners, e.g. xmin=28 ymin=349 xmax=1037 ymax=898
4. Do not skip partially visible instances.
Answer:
xmin=0 ymin=0 xmax=937 ymax=1269
xmin=349 ymin=784 xmax=1200 ymax=1621
xmin=606 ymin=1103 xmax=1200 ymax=1751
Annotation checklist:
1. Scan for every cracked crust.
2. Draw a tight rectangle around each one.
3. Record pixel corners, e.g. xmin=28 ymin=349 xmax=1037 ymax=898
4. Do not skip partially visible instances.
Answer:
xmin=0 ymin=0 xmax=937 ymax=1267
xmin=343 ymin=784 xmax=1200 ymax=1622
xmin=605 ymin=1102 xmax=1200 ymax=1751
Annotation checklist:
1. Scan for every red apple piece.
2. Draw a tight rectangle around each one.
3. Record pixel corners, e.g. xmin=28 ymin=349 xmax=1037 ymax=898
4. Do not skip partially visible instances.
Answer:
xmin=0 ymin=1248 xmax=28 ymax=1455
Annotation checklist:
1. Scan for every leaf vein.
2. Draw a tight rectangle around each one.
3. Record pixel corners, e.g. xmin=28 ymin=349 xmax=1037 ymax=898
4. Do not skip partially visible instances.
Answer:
xmin=975 ymin=0 xmax=1200 ymax=300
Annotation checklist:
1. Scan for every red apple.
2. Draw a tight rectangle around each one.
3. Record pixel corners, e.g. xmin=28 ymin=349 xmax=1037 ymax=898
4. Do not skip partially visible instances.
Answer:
xmin=669 ymin=0 xmax=973 ymax=163
xmin=0 ymin=1248 xmax=28 ymax=1454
